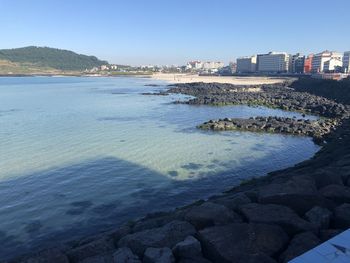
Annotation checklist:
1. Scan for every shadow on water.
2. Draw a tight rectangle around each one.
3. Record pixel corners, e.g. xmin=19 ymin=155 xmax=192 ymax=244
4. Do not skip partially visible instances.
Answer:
xmin=0 ymin=146 xmax=317 ymax=260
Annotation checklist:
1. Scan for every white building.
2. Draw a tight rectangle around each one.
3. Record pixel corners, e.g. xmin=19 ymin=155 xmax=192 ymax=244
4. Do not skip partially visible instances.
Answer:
xmin=324 ymin=57 xmax=343 ymax=72
xmin=236 ymin=56 xmax=257 ymax=73
xmin=257 ymin=52 xmax=289 ymax=73
xmin=343 ymin=51 xmax=350 ymax=73
xmin=186 ymin=61 xmax=224 ymax=71
xmin=202 ymin=61 xmax=225 ymax=70
xmin=311 ymin=51 xmax=343 ymax=73
xmin=186 ymin=61 xmax=203 ymax=70
xmin=100 ymin=65 xmax=109 ymax=71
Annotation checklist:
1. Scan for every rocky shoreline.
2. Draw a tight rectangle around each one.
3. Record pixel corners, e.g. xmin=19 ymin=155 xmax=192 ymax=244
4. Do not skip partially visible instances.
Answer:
xmin=9 ymin=78 xmax=350 ymax=263
xmin=167 ymin=82 xmax=350 ymax=118
xmin=198 ymin=116 xmax=339 ymax=144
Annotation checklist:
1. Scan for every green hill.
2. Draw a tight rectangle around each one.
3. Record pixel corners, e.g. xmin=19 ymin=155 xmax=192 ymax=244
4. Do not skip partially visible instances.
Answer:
xmin=0 ymin=46 xmax=108 ymax=71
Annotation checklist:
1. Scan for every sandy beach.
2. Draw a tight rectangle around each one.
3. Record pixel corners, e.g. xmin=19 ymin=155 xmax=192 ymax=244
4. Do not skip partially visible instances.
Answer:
xmin=151 ymin=73 xmax=289 ymax=85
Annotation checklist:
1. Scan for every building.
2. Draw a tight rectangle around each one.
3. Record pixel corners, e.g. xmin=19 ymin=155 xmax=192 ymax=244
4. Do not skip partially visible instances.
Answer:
xmin=186 ymin=61 xmax=224 ymax=72
xmin=290 ymin=53 xmax=305 ymax=73
xmin=256 ymin=52 xmax=289 ymax=73
xmin=311 ymin=51 xmax=343 ymax=73
xmin=186 ymin=61 xmax=203 ymax=70
xmin=100 ymin=65 xmax=109 ymax=71
xmin=304 ymin=54 xmax=313 ymax=73
xmin=323 ymin=57 xmax=343 ymax=73
xmin=202 ymin=61 xmax=225 ymax=70
xmin=236 ymin=56 xmax=257 ymax=73
xmin=343 ymin=51 xmax=350 ymax=73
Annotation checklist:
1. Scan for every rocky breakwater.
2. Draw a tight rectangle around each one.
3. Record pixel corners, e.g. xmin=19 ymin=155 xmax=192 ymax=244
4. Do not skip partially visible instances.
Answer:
xmin=11 ymin=78 xmax=350 ymax=263
xmin=167 ymin=82 xmax=349 ymax=118
xmin=198 ymin=116 xmax=339 ymax=143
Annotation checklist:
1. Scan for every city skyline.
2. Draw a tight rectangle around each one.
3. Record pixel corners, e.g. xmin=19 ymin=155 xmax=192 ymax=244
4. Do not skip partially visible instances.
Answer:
xmin=1 ymin=0 xmax=350 ymax=65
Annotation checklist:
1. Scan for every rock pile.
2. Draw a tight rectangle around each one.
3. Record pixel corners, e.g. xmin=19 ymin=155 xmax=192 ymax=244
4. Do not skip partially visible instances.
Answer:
xmin=167 ymin=82 xmax=350 ymax=118
xmin=198 ymin=116 xmax=339 ymax=143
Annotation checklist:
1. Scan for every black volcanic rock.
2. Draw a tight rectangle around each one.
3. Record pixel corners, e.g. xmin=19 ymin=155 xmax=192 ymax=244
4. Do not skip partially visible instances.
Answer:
xmin=198 ymin=223 xmax=288 ymax=263
xmin=239 ymin=203 xmax=317 ymax=235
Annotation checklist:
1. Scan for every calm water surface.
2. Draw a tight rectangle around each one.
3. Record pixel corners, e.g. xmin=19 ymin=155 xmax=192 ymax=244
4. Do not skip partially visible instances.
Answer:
xmin=0 ymin=77 xmax=319 ymax=259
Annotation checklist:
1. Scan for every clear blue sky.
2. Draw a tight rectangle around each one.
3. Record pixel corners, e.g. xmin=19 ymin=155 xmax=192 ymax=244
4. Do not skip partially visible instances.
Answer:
xmin=1 ymin=0 xmax=349 ymax=65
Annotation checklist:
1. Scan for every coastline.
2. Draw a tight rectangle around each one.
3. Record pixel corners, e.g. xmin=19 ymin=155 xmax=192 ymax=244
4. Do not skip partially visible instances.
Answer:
xmin=150 ymin=73 xmax=291 ymax=85
xmin=9 ymin=77 xmax=350 ymax=263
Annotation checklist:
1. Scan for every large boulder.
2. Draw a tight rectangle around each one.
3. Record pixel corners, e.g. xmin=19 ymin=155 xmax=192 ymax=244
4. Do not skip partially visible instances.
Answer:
xmin=333 ymin=203 xmax=350 ymax=229
xmin=319 ymin=229 xmax=344 ymax=242
xmin=258 ymin=175 xmax=333 ymax=214
xmin=312 ymin=168 xmax=344 ymax=188
xmin=132 ymin=212 xmax=183 ymax=232
xmin=19 ymin=248 xmax=69 ymax=263
xmin=304 ymin=206 xmax=332 ymax=229
xmin=79 ymin=254 xmax=113 ymax=263
xmin=319 ymin=184 xmax=350 ymax=203
xmin=279 ymin=232 xmax=320 ymax=263
xmin=239 ymin=203 xmax=317 ymax=235
xmin=198 ymin=223 xmax=288 ymax=263
xmin=67 ymin=237 xmax=115 ymax=263
xmin=210 ymin=193 xmax=251 ymax=211
xmin=143 ymin=247 xmax=175 ymax=263
xmin=184 ymin=202 xmax=242 ymax=230
xmin=113 ymin=247 xmax=141 ymax=263
xmin=118 ymin=221 xmax=195 ymax=256
xmin=178 ymin=257 xmax=212 ymax=263
xmin=172 ymin=236 xmax=202 ymax=259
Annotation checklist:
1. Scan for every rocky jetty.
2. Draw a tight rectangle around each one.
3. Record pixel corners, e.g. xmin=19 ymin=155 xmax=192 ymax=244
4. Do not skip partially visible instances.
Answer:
xmin=198 ymin=116 xmax=339 ymax=143
xmin=167 ymin=82 xmax=350 ymax=118
xmin=11 ymin=78 xmax=350 ymax=263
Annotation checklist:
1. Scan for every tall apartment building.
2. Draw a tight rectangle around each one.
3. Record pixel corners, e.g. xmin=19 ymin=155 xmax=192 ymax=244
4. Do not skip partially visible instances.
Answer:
xmin=311 ymin=51 xmax=343 ymax=73
xmin=236 ymin=56 xmax=257 ymax=73
xmin=343 ymin=51 xmax=350 ymax=73
xmin=290 ymin=53 xmax=305 ymax=73
xmin=304 ymin=54 xmax=313 ymax=73
xmin=256 ymin=52 xmax=289 ymax=73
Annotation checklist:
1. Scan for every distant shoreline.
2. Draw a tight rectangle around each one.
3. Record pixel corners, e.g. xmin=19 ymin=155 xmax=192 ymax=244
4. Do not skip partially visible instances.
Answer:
xmin=150 ymin=73 xmax=291 ymax=85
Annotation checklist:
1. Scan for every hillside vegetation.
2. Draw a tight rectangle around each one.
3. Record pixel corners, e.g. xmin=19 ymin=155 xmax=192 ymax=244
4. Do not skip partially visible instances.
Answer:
xmin=0 ymin=46 xmax=108 ymax=72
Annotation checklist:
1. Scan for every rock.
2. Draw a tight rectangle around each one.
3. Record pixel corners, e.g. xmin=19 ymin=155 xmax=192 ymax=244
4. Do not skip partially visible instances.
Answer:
xmin=312 ymin=169 xmax=344 ymax=188
xmin=113 ymin=247 xmax=141 ymax=263
xmin=177 ymin=257 xmax=212 ymax=263
xmin=198 ymin=223 xmax=288 ymax=263
xmin=67 ymin=237 xmax=115 ymax=263
xmin=110 ymin=225 xmax=132 ymax=245
xmin=333 ymin=203 xmax=350 ymax=229
xmin=279 ymin=232 xmax=320 ymax=263
xmin=19 ymin=248 xmax=69 ymax=263
xmin=118 ymin=220 xmax=195 ymax=256
xmin=143 ymin=247 xmax=175 ymax=263
xmin=258 ymin=175 xmax=333 ymax=214
xmin=172 ymin=236 xmax=202 ymax=259
xmin=239 ymin=203 xmax=317 ymax=235
xmin=319 ymin=229 xmax=344 ymax=242
xmin=210 ymin=193 xmax=251 ymax=211
xmin=184 ymin=202 xmax=242 ymax=230
xmin=319 ymin=184 xmax=350 ymax=203
xmin=304 ymin=206 xmax=332 ymax=229
xmin=77 ymin=225 xmax=131 ymax=248
xmin=132 ymin=212 xmax=182 ymax=232
xmin=79 ymin=254 xmax=113 ymax=263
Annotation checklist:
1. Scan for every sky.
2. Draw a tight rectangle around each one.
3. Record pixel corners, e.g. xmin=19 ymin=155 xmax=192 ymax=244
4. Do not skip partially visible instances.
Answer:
xmin=0 ymin=0 xmax=349 ymax=65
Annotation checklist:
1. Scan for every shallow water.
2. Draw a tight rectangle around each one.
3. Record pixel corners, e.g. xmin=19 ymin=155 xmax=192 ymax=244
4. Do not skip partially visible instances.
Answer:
xmin=0 ymin=77 xmax=319 ymax=259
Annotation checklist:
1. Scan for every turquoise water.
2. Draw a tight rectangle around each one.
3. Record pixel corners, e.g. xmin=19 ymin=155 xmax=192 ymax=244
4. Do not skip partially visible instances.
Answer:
xmin=0 ymin=77 xmax=319 ymax=259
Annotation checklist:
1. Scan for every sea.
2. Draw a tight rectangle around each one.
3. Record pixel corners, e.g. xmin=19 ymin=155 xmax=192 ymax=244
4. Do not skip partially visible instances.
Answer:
xmin=0 ymin=76 xmax=319 ymax=259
